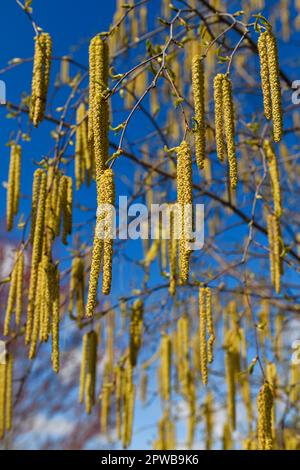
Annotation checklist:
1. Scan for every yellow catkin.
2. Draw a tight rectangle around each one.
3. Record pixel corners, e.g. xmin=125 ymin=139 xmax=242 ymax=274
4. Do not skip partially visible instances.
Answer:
xmin=122 ymin=361 xmax=135 ymax=449
xmin=115 ymin=364 xmax=123 ymax=439
xmin=4 ymin=253 xmax=18 ymax=337
xmin=206 ymin=287 xmax=215 ymax=364
xmin=89 ymin=36 xmax=109 ymax=193
xmin=257 ymin=381 xmax=274 ymax=450
xmin=100 ymin=367 xmax=112 ymax=434
xmin=5 ymin=354 xmax=13 ymax=432
xmin=79 ymin=333 xmax=89 ymax=404
xmin=85 ymin=331 xmax=97 ymax=414
xmin=222 ymin=75 xmax=238 ymax=188
xmin=263 ymin=140 xmax=282 ymax=217
xmin=192 ymin=55 xmax=206 ymax=169
xmin=129 ymin=299 xmax=144 ymax=367
xmin=40 ymin=256 xmax=51 ymax=343
xmin=62 ymin=176 xmax=73 ymax=245
xmin=30 ymin=33 xmax=52 ymax=127
xmin=176 ymin=141 xmax=193 ymax=284
xmin=29 ymin=262 xmax=43 ymax=359
xmin=214 ymin=74 xmax=226 ymax=162
xmin=51 ymin=265 xmax=60 ymax=373
xmin=6 ymin=144 xmax=21 ymax=231
xmin=258 ymin=32 xmax=272 ymax=120
xmin=30 ymin=169 xmax=44 ymax=243
xmin=267 ymin=213 xmax=282 ymax=293
xmin=139 ymin=365 xmax=148 ymax=405
xmin=267 ymin=213 xmax=275 ymax=286
xmin=199 ymin=287 xmax=208 ymax=385
xmin=26 ymin=170 xmax=47 ymax=344
xmin=177 ymin=315 xmax=190 ymax=396
xmin=222 ymin=422 xmax=233 ymax=450
xmin=12 ymin=254 xmax=22 ymax=329
xmin=204 ymin=392 xmax=214 ymax=450
xmin=69 ymin=256 xmax=85 ymax=321
xmin=225 ymin=346 xmax=236 ymax=430
xmin=75 ymin=103 xmax=90 ymax=189
xmin=0 ymin=361 xmax=6 ymax=439
xmin=102 ymin=169 xmax=115 ymax=295
xmin=160 ymin=332 xmax=172 ymax=401
xmin=265 ymin=30 xmax=283 ymax=142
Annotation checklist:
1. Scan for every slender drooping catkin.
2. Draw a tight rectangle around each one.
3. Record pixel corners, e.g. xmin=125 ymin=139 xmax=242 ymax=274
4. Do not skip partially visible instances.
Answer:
xmin=168 ymin=207 xmax=177 ymax=296
xmin=51 ymin=265 xmax=60 ymax=373
xmin=102 ymin=169 xmax=115 ymax=295
xmin=267 ymin=213 xmax=281 ymax=293
xmin=75 ymin=103 xmax=87 ymax=189
xmin=129 ymin=299 xmax=144 ymax=367
xmin=176 ymin=141 xmax=193 ymax=284
xmin=206 ymin=287 xmax=215 ymax=364
xmin=88 ymin=36 xmax=109 ymax=192
xmin=222 ymin=75 xmax=238 ymax=189
xmin=258 ymin=32 xmax=272 ymax=120
xmin=69 ymin=256 xmax=85 ymax=320
xmin=204 ymin=392 xmax=214 ymax=450
xmin=225 ymin=347 xmax=236 ymax=430
xmin=199 ymin=287 xmax=208 ymax=385
xmin=265 ymin=31 xmax=283 ymax=142
xmin=160 ymin=333 xmax=172 ymax=401
xmin=30 ymin=169 xmax=44 ymax=244
xmin=29 ymin=262 xmax=43 ymax=359
xmin=122 ymin=361 xmax=135 ymax=449
xmin=263 ymin=140 xmax=282 ymax=217
xmin=214 ymin=74 xmax=225 ymax=162
xmin=26 ymin=170 xmax=47 ymax=344
xmin=85 ymin=331 xmax=97 ymax=414
xmin=6 ymin=144 xmax=21 ymax=231
xmin=15 ymin=250 xmax=24 ymax=326
xmin=257 ymin=382 xmax=274 ymax=450
xmin=30 ymin=33 xmax=52 ymax=127
xmin=61 ymin=176 xmax=73 ymax=245
xmin=5 ymin=354 xmax=13 ymax=432
xmin=79 ymin=333 xmax=89 ymax=404
xmin=4 ymin=254 xmax=18 ymax=337
xmin=192 ymin=55 xmax=206 ymax=169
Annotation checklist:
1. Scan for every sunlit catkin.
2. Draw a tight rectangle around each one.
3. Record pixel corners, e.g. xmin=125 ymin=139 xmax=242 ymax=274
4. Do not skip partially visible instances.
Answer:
xmin=267 ymin=213 xmax=281 ymax=293
xmin=69 ymin=256 xmax=85 ymax=321
xmin=15 ymin=250 xmax=24 ymax=326
xmin=204 ymin=392 xmax=214 ymax=450
xmin=26 ymin=170 xmax=47 ymax=344
xmin=79 ymin=333 xmax=89 ymax=404
xmin=199 ymin=287 xmax=208 ymax=385
xmin=263 ymin=140 xmax=282 ymax=217
xmin=102 ymin=169 xmax=115 ymax=295
xmin=5 ymin=354 xmax=13 ymax=432
xmin=258 ymin=32 xmax=272 ymax=120
xmin=257 ymin=381 xmax=274 ymax=450
xmin=6 ymin=144 xmax=21 ymax=231
xmin=192 ymin=55 xmax=206 ymax=169
xmin=176 ymin=141 xmax=193 ymax=284
xmin=129 ymin=299 xmax=144 ymax=367
xmin=4 ymin=254 xmax=18 ymax=337
xmin=265 ymin=31 xmax=283 ymax=142
xmin=51 ymin=265 xmax=60 ymax=373
xmin=168 ymin=207 xmax=177 ymax=296
xmin=30 ymin=33 xmax=52 ymax=127
xmin=225 ymin=346 xmax=236 ymax=430
xmin=85 ymin=331 xmax=98 ymax=414
xmin=222 ymin=75 xmax=238 ymax=189
xmin=0 ymin=361 xmax=6 ymax=439
xmin=160 ymin=333 xmax=172 ymax=401
xmin=206 ymin=287 xmax=215 ymax=364
xmin=61 ymin=176 xmax=73 ymax=245
xmin=214 ymin=74 xmax=225 ymax=162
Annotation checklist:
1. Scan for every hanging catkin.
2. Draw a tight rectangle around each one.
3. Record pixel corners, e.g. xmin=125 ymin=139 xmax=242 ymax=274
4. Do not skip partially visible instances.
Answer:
xmin=176 ymin=141 xmax=193 ymax=284
xmin=258 ymin=32 xmax=272 ymax=120
xmin=30 ymin=33 xmax=52 ymax=127
xmin=75 ymin=103 xmax=89 ymax=189
xmin=69 ymin=256 xmax=85 ymax=321
xmin=214 ymin=74 xmax=226 ymax=162
xmin=129 ymin=299 xmax=144 ymax=367
xmin=0 ymin=359 xmax=6 ymax=439
xmin=79 ymin=333 xmax=89 ymax=404
xmin=267 ymin=213 xmax=281 ymax=293
xmin=62 ymin=176 xmax=73 ymax=245
xmin=4 ymin=250 xmax=24 ymax=335
xmin=26 ymin=170 xmax=47 ymax=344
xmin=122 ymin=360 xmax=135 ymax=449
xmin=88 ymin=36 xmax=109 ymax=192
xmin=204 ymin=392 xmax=214 ymax=450
xmin=29 ymin=261 xmax=43 ymax=359
xmin=85 ymin=330 xmax=97 ymax=415
xmin=192 ymin=55 xmax=206 ymax=169
xmin=160 ymin=332 xmax=172 ymax=401
xmin=222 ymin=75 xmax=238 ymax=189
xmin=102 ymin=169 xmax=115 ymax=295
xmin=257 ymin=381 xmax=274 ymax=450
xmin=199 ymin=287 xmax=208 ymax=385
xmin=6 ymin=144 xmax=22 ymax=231
xmin=206 ymin=287 xmax=215 ymax=363
xmin=0 ymin=352 xmax=13 ymax=439
xmin=51 ymin=265 xmax=60 ymax=373
xmin=168 ymin=207 xmax=177 ymax=296
xmin=263 ymin=140 xmax=282 ymax=217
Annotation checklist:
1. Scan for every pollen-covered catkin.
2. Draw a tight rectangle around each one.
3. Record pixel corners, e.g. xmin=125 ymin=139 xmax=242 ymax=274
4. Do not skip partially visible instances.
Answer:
xmin=102 ymin=169 xmax=115 ymax=295
xmin=30 ymin=33 xmax=52 ymax=127
xmin=258 ymin=32 xmax=272 ymax=120
xmin=88 ymin=36 xmax=109 ymax=192
xmin=263 ymin=140 xmax=282 ymax=217
xmin=176 ymin=141 xmax=193 ymax=284
xmin=160 ymin=333 xmax=172 ymax=401
xmin=30 ymin=169 xmax=44 ymax=244
xmin=265 ymin=31 xmax=283 ymax=142
xmin=129 ymin=299 xmax=144 ymax=367
xmin=69 ymin=256 xmax=85 ymax=320
xmin=214 ymin=74 xmax=225 ymax=162
xmin=5 ymin=353 xmax=13 ymax=432
xmin=15 ymin=250 xmax=24 ymax=326
xmin=26 ymin=170 xmax=47 ymax=344
xmin=51 ymin=265 xmax=60 ymax=373
xmin=222 ymin=75 xmax=238 ymax=189
xmin=6 ymin=144 xmax=21 ymax=231
xmin=168 ymin=207 xmax=177 ymax=296
xmin=79 ymin=333 xmax=89 ymax=404
xmin=4 ymin=254 xmax=18 ymax=337
xmin=206 ymin=287 xmax=215 ymax=364
xmin=61 ymin=176 xmax=73 ymax=245
xmin=29 ymin=262 xmax=43 ymax=359
xmin=225 ymin=347 xmax=236 ymax=430
xmin=257 ymin=382 xmax=274 ymax=450
xmin=199 ymin=287 xmax=208 ymax=385
xmin=0 ymin=361 xmax=6 ymax=439
xmin=267 ymin=213 xmax=281 ymax=293
xmin=85 ymin=331 xmax=97 ymax=414
xmin=192 ymin=55 xmax=206 ymax=169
